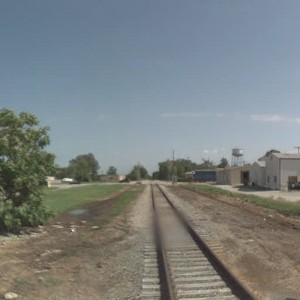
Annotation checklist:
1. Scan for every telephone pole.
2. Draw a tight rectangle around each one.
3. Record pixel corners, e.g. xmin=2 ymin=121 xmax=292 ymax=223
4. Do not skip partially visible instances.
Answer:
xmin=172 ymin=149 xmax=177 ymax=184
xmin=137 ymin=162 xmax=141 ymax=182
xmin=295 ymin=147 xmax=300 ymax=154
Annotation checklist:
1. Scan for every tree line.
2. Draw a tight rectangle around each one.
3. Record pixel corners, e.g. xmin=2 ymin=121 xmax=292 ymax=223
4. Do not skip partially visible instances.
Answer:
xmin=55 ymin=158 xmax=150 ymax=182
xmin=152 ymin=157 xmax=229 ymax=181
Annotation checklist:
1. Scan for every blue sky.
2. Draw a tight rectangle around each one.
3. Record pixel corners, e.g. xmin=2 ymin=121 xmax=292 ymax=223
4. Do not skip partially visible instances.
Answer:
xmin=2 ymin=1 xmax=300 ymax=174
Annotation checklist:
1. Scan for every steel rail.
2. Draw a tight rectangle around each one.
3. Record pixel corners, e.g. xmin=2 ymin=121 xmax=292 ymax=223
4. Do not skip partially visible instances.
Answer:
xmin=156 ymin=183 xmax=257 ymax=300
xmin=151 ymin=184 xmax=176 ymax=300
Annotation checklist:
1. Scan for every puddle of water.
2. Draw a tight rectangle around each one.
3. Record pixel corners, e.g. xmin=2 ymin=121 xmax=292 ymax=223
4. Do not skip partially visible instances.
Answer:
xmin=69 ymin=208 xmax=88 ymax=216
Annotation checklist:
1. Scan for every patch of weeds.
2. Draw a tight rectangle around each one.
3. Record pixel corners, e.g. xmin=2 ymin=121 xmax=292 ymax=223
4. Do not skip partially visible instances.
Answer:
xmin=15 ymin=277 xmax=31 ymax=289
xmin=41 ymin=276 xmax=63 ymax=287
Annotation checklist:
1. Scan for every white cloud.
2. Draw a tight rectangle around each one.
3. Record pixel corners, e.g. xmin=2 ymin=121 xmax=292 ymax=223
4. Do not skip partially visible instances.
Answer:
xmin=160 ymin=112 xmax=226 ymax=118
xmin=203 ymin=147 xmax=225 ymax=156
xmin=251 ymin=114 xmax=300 ymax=123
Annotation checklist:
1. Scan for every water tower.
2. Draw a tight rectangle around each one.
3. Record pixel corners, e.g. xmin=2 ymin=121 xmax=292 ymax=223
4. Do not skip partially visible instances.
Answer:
xmin=231 ymin=148 xmax=244 ymax=166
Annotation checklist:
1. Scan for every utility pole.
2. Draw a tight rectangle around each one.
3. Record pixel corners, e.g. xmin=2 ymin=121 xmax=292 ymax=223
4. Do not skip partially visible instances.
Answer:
xmin=295 ymin=147 xmax=300 ymax=154
xmin=137 ymin=162 xmax=141 ymax=182
xmin=172 ymin=149 xmax=177 ymax=184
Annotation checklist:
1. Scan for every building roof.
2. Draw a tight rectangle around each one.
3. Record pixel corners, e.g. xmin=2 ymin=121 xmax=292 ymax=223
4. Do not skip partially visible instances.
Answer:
xmin=272 ymin=153 xmax=300 ymax=159
xmin=255 ymin=161 xmax=266 ymax=167
xmin=216 ymin=165 xmax=250 ymax=172
xmin=258 ymin=155 xmax=267 ymax=161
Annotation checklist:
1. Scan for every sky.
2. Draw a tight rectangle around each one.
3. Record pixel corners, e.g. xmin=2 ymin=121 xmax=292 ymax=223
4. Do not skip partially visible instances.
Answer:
xmin=2 ymin=1 xmax=300 ymax=174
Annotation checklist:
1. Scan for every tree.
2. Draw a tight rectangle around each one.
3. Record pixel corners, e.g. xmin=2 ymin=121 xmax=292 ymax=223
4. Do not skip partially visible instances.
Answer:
xmin=217 ymin=157 xmax=229 ymax=168
xmin=107 ymin=166 xmax=117 ymax=176
xmin=54 ymin=166 xmax=70 ymax=179
xmin=158 ymin=160 xmax=172 ymax=180
xmin=265 ymin=149 xmax=280 ymax=157
xmin=157 ymin=158 xmax=203 ymax=181
xmin=0 ymin=109 xmax=55 ymax=231
xmin=68 ymin=153 xmax=99 ymax=182
xmin=152 ymin=171 xmax=159 ymax=180
xmin=198 ymin=159 xmax=215 ymax=169
xmin=127 ymin=164 xmax=149 ymax=181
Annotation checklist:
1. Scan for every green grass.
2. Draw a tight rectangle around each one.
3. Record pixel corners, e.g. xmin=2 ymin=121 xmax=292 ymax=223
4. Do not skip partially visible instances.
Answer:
xmin=40 ymin=276 xmax=63 ymax=287
xmin=43 ymin=184 xmax=124 ymax=214
xmin=183 ymin=184 xmax=300 ymax=216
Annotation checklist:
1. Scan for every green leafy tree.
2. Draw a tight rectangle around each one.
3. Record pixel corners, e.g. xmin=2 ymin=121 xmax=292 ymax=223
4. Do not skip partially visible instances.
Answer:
xmin=68 ymin=153 xmax=99 ymax=182
xmin=157 ymin=158 xmax=202 ymax=181
xmin=198 ymin=159 xmax=215 ymax=169
xmin=0 ymin=109 xmax=55 ymax=231
xmin=107 ymin=166 xmax=117 ymax=176
xmin=127 ymin=164 xmax=149 ymax=181
xmin=265 ymin=149 xmax=280 ymax=157
xmin=58 ymin=166 xmax=71 ymax=179
xmin=152 ymin=171 xmax=159 ymax=180
xmin=158 ymin=160 xmax=172 ymax=180
xmin=217 ymin=157 xmax=229 ymax=168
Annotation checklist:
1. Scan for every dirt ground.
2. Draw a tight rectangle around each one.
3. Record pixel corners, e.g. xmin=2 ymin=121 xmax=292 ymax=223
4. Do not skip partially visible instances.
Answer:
xmin=167 ymin=185 xmax=300 ymax=300
xmin=2 ymin=183 xmax=300 ymax=300
xmin=0 ymin=186 xmax=152 ymax=300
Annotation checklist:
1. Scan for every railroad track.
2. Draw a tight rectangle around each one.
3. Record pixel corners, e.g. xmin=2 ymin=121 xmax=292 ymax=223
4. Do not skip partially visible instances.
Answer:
xmin=141 ymin=184 xmax=255 ymax=300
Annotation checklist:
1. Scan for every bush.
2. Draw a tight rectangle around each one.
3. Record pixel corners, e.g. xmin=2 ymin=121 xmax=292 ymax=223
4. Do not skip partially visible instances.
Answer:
xmin=0 ymin=198 xmax=53 ymax=232
xmin=0 ymin=109 xmax=56 ymax=231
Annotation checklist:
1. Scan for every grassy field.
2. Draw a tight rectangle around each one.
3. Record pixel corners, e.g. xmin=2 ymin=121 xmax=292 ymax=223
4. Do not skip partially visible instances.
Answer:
xmin=183 ymin=184 xmax=300 ymax=216
xmin=43 ymin=184 xmax=125 ymax=214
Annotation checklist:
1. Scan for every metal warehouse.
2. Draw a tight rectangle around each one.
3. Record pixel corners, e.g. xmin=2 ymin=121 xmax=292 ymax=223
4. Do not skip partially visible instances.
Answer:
xmin=264 ymin=153 xmax=300 ymax=191
xmin=250 ymin=160 xmax=266 ymax=187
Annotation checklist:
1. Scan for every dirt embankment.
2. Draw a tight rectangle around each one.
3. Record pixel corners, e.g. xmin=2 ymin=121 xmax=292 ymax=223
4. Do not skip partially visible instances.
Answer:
xmin=168 ymin=186 xmax=300 ymax=300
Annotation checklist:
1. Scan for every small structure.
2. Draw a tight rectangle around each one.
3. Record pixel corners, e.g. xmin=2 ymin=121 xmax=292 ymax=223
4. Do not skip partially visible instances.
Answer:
xmin=250 ymin=161 xmax=266 ymax=187
xmin=99 ymin=175 xmax=126 ymax=182
xmin=216 ymin=165 xmax=250 ymax=185
xmin=46 ymin=176 xmax=55 ymax=187
xmin=265 ymin=153 xmax=300 ymax=190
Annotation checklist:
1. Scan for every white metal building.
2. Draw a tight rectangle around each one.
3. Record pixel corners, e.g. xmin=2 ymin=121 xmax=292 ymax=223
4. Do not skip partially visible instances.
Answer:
xmin=265 ymin=153 xmax=300 ymax=190
xmin=250 ymin=161 xmax=266 ymax=187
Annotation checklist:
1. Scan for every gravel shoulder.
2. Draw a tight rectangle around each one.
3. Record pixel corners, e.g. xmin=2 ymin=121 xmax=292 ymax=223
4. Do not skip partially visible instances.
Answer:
xmin=167 ymin=185 xmax=300 ymax=300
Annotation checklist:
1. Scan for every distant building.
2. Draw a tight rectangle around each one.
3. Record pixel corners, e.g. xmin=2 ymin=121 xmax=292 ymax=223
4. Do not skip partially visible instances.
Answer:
xmin=250 ymin=161 xmax=266 ymax=187
xmin=99 ymin=175 xmax=125 ymax=182
xmin=47 ymin=176 xmax=62 ymax=187
xmin=249 ymin=153 xmax=300 ymax=190
xmin=216 ymin=165 xmax=250 ymax=185
xmin=118 ymin=175 xmax=126 ymax=182
xmin=265 ymin=153 xmax=300 ymax=190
